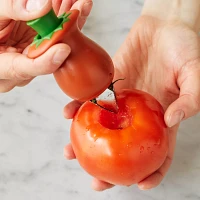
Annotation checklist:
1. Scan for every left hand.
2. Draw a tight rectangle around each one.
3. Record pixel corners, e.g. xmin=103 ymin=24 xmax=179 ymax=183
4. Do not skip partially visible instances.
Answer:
xmin=0 ymin=0 xmax=93 ymax=92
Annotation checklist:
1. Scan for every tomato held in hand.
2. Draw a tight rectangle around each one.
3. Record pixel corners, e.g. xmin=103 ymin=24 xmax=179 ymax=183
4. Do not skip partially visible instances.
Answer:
xmin=70 ymin=89 xmax=168 ymax=186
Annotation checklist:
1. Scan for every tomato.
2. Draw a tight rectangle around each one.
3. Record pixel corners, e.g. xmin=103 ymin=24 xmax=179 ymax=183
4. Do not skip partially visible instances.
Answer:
xmin=70 ymin=89 xmax=168 ymax=186
xmin=27 ymin=9 xmax=114 ymax=101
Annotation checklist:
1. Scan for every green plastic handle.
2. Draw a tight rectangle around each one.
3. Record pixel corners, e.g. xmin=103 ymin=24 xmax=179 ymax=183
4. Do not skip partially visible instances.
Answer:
xmin=27 ymin=9 xmax=62 ymax=37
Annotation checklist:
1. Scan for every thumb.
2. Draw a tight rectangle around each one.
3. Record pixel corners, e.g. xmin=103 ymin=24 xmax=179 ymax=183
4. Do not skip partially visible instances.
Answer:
xmin=165 ymin=66 xmax=200 ymax=127
xmin=0 ymin=0 xmax=52 ymax=21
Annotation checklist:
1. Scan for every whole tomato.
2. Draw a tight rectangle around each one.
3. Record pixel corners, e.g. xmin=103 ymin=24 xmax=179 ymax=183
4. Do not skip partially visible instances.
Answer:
xmin=70 ymin=89 xmax=168 ymax=186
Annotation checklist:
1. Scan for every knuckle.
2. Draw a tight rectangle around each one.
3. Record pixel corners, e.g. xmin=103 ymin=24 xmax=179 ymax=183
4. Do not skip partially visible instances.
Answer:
xmin=9 ymin=55 xmax=32 ymax=80
xmin=184 ymin=93 xmax=200 ymax=112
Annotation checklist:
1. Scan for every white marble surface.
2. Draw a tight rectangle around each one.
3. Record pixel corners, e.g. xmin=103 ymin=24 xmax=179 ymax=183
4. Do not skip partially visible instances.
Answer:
xmin=0 ymin=0 xmax=200 ymax=199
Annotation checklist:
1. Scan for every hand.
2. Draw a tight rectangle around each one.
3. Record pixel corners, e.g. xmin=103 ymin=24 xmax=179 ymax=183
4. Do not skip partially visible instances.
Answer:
xmin=0 ymin=0 xmax=93 ymax=92
xmin=63 ymin=6 xmax=200 ymax=191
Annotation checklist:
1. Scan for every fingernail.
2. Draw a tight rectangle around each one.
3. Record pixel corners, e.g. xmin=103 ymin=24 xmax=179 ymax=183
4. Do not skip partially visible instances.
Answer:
xmin=168 ymin=110 xmax=185 ymax=127
xmin=138 ymin=185 xmax=148 ymax=190
xmin=52 ymin=48 xmax=70 ymax=65
xmin=26 ymin=0 xmax=48 ymax=12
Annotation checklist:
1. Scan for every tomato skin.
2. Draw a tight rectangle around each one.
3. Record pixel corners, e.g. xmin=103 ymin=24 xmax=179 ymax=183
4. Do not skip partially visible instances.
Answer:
xmin=70 ymin=89 xmax=168 ymax=186
xmin=28 ymin=10 xmax=114 ymax=101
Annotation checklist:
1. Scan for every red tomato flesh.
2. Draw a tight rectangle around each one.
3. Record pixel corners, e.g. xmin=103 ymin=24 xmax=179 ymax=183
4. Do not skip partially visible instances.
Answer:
xmin=70 ymin=89 xmax=168 ymax=186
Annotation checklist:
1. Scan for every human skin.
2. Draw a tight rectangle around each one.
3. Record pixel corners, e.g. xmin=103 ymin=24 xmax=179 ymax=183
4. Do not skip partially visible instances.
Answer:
xmin=0 ymin=0 xmax=93 ymax=92
xmin=63 ymin=0 xmax=200 ymax=191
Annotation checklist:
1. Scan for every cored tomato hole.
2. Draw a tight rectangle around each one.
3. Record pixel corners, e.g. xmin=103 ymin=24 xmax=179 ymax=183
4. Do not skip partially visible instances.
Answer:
xmin=99 ymin=102 xmax=131 ymax=130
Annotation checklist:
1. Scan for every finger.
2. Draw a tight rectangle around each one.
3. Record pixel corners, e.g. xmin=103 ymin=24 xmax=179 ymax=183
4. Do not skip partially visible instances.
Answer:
xmin=71 ymin=0 xmax=93 ymax=29
xmin=52 ymin=0 xmax=62 ymax=15
xmin=0 ymin=79 xmax=18 ymax=92
xmin=0 ymin=0 xmax=52 ymax=21
xmin=91 ymin=178 xmax=114 ymax=191
xmin=138 ymin=156 xmax=172 ymax=190
xmin=138 ymin=125 xmax=179 ymax=190
xmin=63 ymin=143 xmax=76 ymax=160
xmin=57 ymin=0 xmax=76 ymax=16
xmin=165 ymin=66 xmax=200 ymax=127
xmin=0 ymin=43 xmax=71 ymax=80
xmin=63 ymin=100 xmax=83 ymax=119
xmin=0 ymin=46 xmax=19 ymax=53
xmin=63 ymin=143 xmax=114 ymax=191
xmin=0 ymin=77 xmax=33 ymax=92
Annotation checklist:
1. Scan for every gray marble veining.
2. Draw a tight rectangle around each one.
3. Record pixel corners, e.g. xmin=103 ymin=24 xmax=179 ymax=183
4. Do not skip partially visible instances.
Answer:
xmin=0 ymin=0 xmax=200 ymax=200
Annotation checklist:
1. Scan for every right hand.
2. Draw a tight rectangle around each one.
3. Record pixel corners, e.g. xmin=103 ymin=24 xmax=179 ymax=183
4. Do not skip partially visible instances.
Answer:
xmin=63 ymin=12 xmax=200 ymax=191
xmin=0 ymin=0 xmax=93 ymax=92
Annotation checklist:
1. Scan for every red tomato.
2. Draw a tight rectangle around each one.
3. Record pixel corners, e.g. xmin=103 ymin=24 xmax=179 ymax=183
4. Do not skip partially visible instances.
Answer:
xmin=70 ymin=89 xmax=168 ymax=186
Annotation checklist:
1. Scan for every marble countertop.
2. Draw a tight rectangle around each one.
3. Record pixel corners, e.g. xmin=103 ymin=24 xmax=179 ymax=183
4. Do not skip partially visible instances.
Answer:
xmin=0 ymin=0 xmax=200 ymax=199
